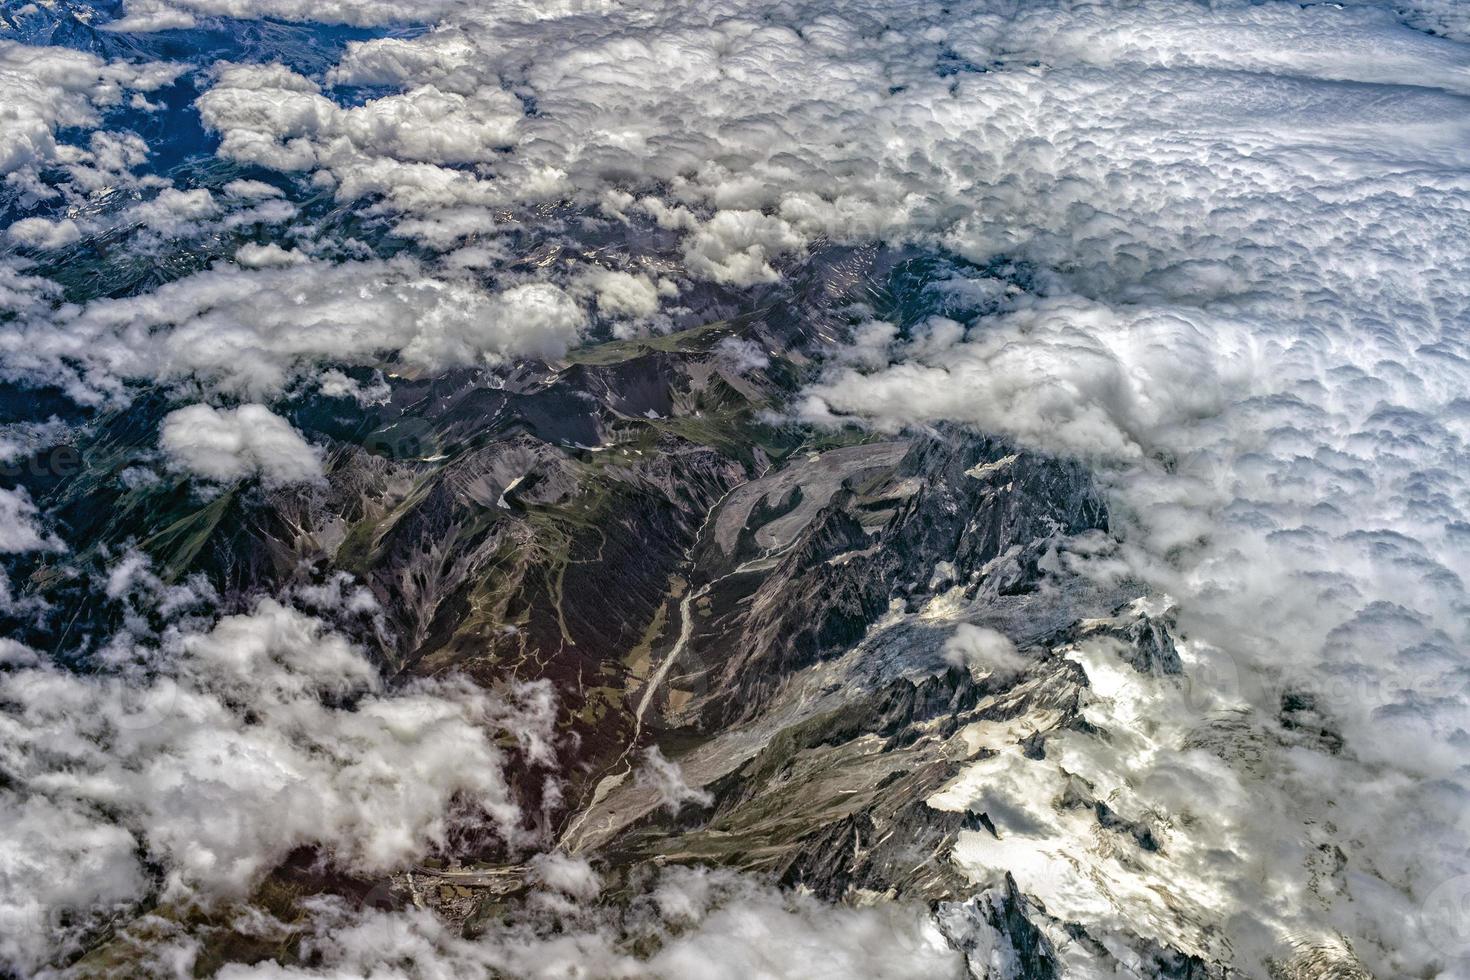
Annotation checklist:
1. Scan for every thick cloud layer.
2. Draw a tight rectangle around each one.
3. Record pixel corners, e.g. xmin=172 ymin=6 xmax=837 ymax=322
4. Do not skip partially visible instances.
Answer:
xmin=108 ymin=0 xmax=462 ymax=32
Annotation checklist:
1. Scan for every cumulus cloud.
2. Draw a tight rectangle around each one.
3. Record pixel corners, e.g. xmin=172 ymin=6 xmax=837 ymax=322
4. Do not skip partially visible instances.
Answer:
xmin=196 ymin=61 xmax=525 ymax=217
xmin=159 ymin=403 xmax=325 ymax=486
xmin=0 ymin=486 xmax=62 ymax=553
xmin=317 ymin=368 xmax=391 ymax=406
xmin=0 ymin=257 xmax=587 ymax=403
xmin=0 ymin=41 xmax=179 ymax=181
xmin=207 ymin=62 xmax=521 ymax=167
xmin=0 ymin=597 xmax=555 ymax=974
xmin=577 ymin=267 xmax=667 ymax=321
xmin=233 ymin=242 xmax=306 ymax=268
xmin=801 ymin=298 xmax=1257 ymax=461
xmin=6 ymin=216 xmax=81 ymax=249
xmin=221 ymin=179 xmax=284 ymax=200
xmin=680 ymin=209 xmax=806 ymax=286
xmin=128 ymin=187 xmax=219 ymax=236
xmin=942 ymin=624 xmax=1027 ymax=680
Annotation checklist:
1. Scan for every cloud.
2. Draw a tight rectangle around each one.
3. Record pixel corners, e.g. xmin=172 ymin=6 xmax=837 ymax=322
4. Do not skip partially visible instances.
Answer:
xmin=317 ymin=368 xmax=391 ymax=406
xmin=199 ymin=866 xmax=960 ymax=980
xmin=800 ymin=297 xmax=1257 ymax=462
xmin=4 ymin=0 xmax=1470 ymax=974
xmin=0 ymin=41 xmax=180 ymax=181
xmin=6 ymin=216 xmax=82 ymax=249
xmin=942 ymin=624 xmax=1027 ymax=680
xmin=221 ymin=179 xmax=284 ymax=200
xmin=185 ymin=0 xmax=1457 ymax=273
xmin=233 ymin=242 xmax=306 ymax=268
xmin=128 ymin=187 xmax=219 ymax=236
xmin=0 ymin=486 xmax=63 ymax=553
xmin=159 ymin=403 xmax=325 ymax=487
xmin=198 ymin=61 xmax=522 ymax=171
xmin=0 ymin=596 xmax=555 ymax=974
xmin=108 ymin=0 xmax=463 ymax=32
xmin=577 ymin=267 xmax=667 ymax=321
xmin=635 ymin=746 xmax=713 ymax=815
xmin=680 ymin=209 xmax=806 ymax=286
xmin=196 ymin=61 xmax=525 ymax=216
xmin=714 ymin=337 xmax=769 ymax=375
xmin=528 ymin=852 xmax=602 ymax=901
xmin=0 ymin=258 xmax=587 ymax=403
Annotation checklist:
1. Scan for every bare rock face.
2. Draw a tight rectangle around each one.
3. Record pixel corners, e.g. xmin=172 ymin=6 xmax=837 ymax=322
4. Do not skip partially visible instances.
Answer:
xmin=935 ymin=876 xmax=1061 ymax=980
xmin=671 ymin=432 xmax=1108 ymax=730
xmin=1269 ymin=942 xmax=1374 ymax=980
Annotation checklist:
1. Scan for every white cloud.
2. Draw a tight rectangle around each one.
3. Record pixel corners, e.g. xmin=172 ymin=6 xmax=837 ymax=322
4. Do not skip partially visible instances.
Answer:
xmin=196 ymin=61 xmax=525 ymax=216
xmin=6 ymin=216 xmax=81 ymax=249
xmin=108 ymin=0 xmax=464 ymax=32
xmin=401 ymin=280 xmax=586 ymax=370
xmin=317 ymin=368 xmax=391 ymax=406
xmin=801 ymin=297 xmax=1256 ymax=461
xmin=221 ymin=179 xmax=284 ymax=200
xmin=233 ymin=242 xmax=305 ymax=268
xmin=0 ymin=486 xmax=62 ymax=553
xmin=942 ymin=624 xmax=1026 ymax=680
xmin=714 ymin=337 xmax=769 ymax=375
xmin=198 ymin=62 xmax=521 ymax=168
xmin=528 ymin=852 xmax=602 ymax=901
xmin=0 ymin=598 xmax=555 ymax=974
xmin=577 ymin=267 xmax=665 ymax=320
xmin=203 ymin=866 xmax=960 ymax=980
xmin=0 ymin=41 xmax=179 ymax=180
xmin=159 ymin=403 xmax=325 ymax=487
xmin=3 ymin=0 xmax=1470 ymax=974
xmin=635 ymin=746 xmax=713 ymax=815
xmin=0 ymin=258 xmax=586 ymax=403
xmin=680 ymin=210 xmax=806 ymax=286
xmin=129 ymin=187 xmax=219 ymax=236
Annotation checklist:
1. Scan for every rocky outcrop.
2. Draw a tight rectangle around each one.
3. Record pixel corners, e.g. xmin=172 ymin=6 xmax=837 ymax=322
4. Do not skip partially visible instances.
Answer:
xmin=935 ymin=875 xmax=1060 ymax=980
xmin=674 ymin=432 xmax=1108 ymax=729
